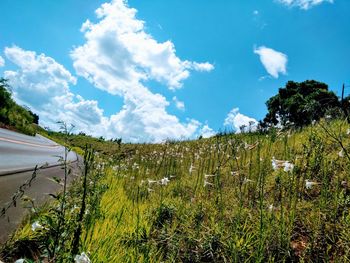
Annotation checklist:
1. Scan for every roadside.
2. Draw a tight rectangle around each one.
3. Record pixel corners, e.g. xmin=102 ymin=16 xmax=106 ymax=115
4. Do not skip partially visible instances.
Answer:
xmin=0 ymin=162 xmax=82 ymax=244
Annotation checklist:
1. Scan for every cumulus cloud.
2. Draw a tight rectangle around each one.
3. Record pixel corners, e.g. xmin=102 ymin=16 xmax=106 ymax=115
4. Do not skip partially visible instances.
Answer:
xmin=70 ymin=0 xmax=213 ymax=142
xmin=172 ymin=96 xmax=185 ymax=111
xmin=2 ymin=0 xmax=214 ymax=142
xmin=254 ymin=46 xmax=287 ymax=78
xmin=0 ymin=56 xmax=4 ymax=67
xmin=3 ymin=46 xmax=107 ymax=136
xmin=276 ymin=0 xmax=334 ymax=10
xmin=199 ymin=124 xmax=216 ymax=138
xmin=71 ymin=0 xmax=213 ymax=93
xmin=224 ymin=108 xmax=258 ymax=133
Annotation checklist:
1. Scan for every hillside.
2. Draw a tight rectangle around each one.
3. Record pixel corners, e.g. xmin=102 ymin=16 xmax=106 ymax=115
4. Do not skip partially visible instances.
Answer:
xmin=0 ymin=78 xmax=39 ymax=136
xmin=2 ymin=119 xmax=350 ymax=262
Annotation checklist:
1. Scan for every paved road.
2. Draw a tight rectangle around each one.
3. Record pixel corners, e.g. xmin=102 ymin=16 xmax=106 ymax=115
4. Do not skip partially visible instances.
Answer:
xmin=0 ymin=128 xmax=76 ymax=174
xmin=0 ymin=128 xmax=81 ymax=244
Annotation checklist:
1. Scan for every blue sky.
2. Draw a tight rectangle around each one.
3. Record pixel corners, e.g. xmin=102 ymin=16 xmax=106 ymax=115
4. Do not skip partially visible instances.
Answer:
xmin=0 ymin=0 xmax=349 ymax=142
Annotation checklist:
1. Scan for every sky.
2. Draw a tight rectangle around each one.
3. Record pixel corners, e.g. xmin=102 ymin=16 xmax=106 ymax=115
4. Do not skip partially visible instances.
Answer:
xmin=0 ymin=0 xmax=349 ymax=142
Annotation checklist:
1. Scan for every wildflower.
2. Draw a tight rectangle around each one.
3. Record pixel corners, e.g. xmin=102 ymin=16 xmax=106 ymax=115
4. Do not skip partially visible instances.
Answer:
xmin=244 ymin=141 xmax=259 ymax=150
xmin=243 ymin=178 xmax=254 ymax=184
xmin=148 ymin=179 xmax=157 ymax=185
xmin=272 ymin=157 xmax=294 ymax=172
xmin=15 ymin=259 xmax=25 ymax=263
xmin=31 ymin=221 xmax=43 ymax=231
xmin=204 ymin=180 xmax=213 ymax=187
xmin=189 ymin=164 xmax=195 ymax=174
xmin=305 ymin=179 xmax=320 ymax=189
xmin=74 ymin=252 xmax=91 ymax=263
xmin=271 ymin=158 xmax=279 ymax=170
xmin=268 ymin=204 xmax=274 ymax=212
xmin=283 ymin=162 xmax=294 ymax=172
xmin=160 ymin=177 xmax=170 ymax=186
xmin=338 ymin=149 xmax=344 ymax=158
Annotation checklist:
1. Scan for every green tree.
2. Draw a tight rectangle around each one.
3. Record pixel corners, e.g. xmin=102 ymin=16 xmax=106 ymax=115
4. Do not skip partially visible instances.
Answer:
xmin=262 ymin=80 xmax=340 ymax=128
xmin=0 ymin=78 xmax=39 ymax=135
xmin=0 ymin=78 xmax=15 ymax=123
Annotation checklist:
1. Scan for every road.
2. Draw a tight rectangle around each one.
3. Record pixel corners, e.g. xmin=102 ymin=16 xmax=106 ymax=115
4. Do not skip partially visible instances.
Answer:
xmin=0 ymin=128 xmax=81 ymax=244
xmin=0 ymin=128 xmax=76 ymax=175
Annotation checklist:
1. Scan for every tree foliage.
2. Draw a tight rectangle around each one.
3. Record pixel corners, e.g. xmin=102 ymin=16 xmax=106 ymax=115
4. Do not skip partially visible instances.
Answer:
xmin=261 ymin=80 xmax=341 ymax=128
xmin=0 ymin=78 xmax=39 ymax=135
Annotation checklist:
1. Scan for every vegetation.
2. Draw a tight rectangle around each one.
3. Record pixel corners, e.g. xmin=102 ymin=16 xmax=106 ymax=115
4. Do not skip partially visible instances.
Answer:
xmin=261 ymin=80 xmax=342 ymax=129
xmin=0 ymin=78 xmax=39 ymax=135
xmin=2 ymin=118 xmax=350 ymax=262
xmin=2 ymin=79 xmax=350 ymax=262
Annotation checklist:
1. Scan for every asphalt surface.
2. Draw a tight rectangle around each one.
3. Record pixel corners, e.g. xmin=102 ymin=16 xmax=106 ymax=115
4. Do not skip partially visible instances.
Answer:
xmin=0 ymin=128 xmax=76 ymax=175
xmin=0 ymin=128 xmax=81 ymax=244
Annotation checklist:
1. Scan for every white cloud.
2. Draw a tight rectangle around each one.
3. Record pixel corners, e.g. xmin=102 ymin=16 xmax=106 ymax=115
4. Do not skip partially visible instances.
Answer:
xmin=2 ymin=0 xmax=214 ymax=143
xmin=0 ymin=56 xmax=4 ymax=67
xmin=71 ymin=0 xmax=214 ymax=93
xmin=224 ymin=108 xmax=258 ymax=133
xmin=3 ymin=46 xmax=107 ymax=136
xmin=172 ymin=96 xmax=185 ymax=111
xmin=254 ymin=46 xmax=287 ymax=78
xmin=70 ymin=0 xmax=213 ymax=142
xmin=199 ymin=124 xmax=216 ymax=138
xmin=276 ymin=0 xmax=334 ymax=10
xmin=4 ymin=46 xmax=76 ymax=106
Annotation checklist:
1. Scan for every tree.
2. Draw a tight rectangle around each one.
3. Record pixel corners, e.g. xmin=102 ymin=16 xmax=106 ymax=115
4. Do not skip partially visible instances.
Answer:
xmin=0 ymin=78 xmax=14 ymax=123
xmin=262 ymin=80 xmax=340 ymax=128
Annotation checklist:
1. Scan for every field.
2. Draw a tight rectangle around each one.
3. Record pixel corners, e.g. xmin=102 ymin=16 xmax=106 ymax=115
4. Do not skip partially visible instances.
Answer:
xmin=2 ymin=119 xmax=350 ymax=262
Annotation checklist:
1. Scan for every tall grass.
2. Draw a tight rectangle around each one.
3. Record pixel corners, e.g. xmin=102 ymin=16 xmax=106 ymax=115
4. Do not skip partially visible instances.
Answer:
xmin=2 ymin=119 xmax=350 ymax=262
xmin=78 ymin=119 xmax=350 ymax=262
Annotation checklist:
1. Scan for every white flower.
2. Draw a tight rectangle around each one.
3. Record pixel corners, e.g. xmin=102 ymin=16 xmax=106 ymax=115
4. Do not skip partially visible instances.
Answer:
xmin=272 ymin=157 xmax=294 ymax=172
xmin=189 ymin=164 xmax=195 ymax=174
xmin=160 ymin=177 xmax=170 ymax=186
xmin=244 ymin=141 xmax=259 ymax=150
xmin=31 ymin=221 xmax=43 ymax=231
xmin=338 ymin=149 xmax=344 ymax=158
xmin=74 ymin=252 xmax=91 ymax=263
xmin=204 ymin=180 xmax=213 ymax=187
xmin=243 ymin=178 xmax=254 ymax=184
xmin=347 ymin=129 xmax=350 ymax=135
xmin=271 ymin=158 xmax=279 ymax=170
xmin=147 ymin=188 xmax=154 ymax=193
xmin=15 ymin=259 xmax=25 ymax=263
xmin=283 ymin=162 xmax=294 ymax=172
xmin=204 ymin=174 xmax=216 ymax=178
xmin=305 ymin=179 xmax=320 ymax=189
xmin=147 ymin=179 xmax=157 ymax=185
xmin=268 ymin=204 xmax=274 ymax=212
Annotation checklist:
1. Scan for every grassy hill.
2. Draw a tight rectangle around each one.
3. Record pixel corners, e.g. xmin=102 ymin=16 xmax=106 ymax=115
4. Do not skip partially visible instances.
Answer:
xmin=2 ymin=119 xmax=350 ymax=262
xmin=0 ymin=78 xmax=39 ymax=136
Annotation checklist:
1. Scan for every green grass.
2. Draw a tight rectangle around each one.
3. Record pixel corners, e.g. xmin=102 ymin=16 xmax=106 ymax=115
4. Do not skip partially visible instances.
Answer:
xmin=2 ymin=119 xmax=350 ymax=262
